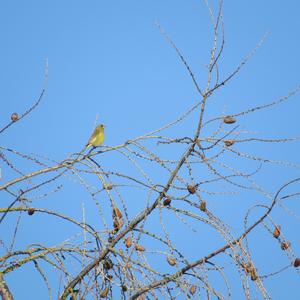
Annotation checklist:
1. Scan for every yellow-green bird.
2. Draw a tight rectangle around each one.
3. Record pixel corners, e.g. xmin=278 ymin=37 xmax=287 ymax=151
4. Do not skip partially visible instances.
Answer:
xmin=85 ymin=124 xmax=105 ymax=150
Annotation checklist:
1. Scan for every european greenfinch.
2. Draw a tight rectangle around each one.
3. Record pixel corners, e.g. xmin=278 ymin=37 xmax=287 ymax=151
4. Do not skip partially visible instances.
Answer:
xmin=85 ymin=124 xmax=105 ymax=149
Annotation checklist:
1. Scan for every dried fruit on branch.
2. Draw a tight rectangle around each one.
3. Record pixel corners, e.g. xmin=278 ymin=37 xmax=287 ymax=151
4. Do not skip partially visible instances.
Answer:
xmin=100 ymin=287 xmax=109 ymax=298
xmin=11 ymin=112 xmax=19 ymax=122
xmin=28 ymin=208 xmax=35 ymax=215
xmin=224 ymin=139 xmax=235 ymax=147
xmin=223 ymin=116 xmax=236 ymax=124
xmin=273 ymin=225 xmax=281 ymax=238
xmin=113 ymin=207 xmax=123 ymax=218
xmin=167 ymin=256 xmax=176 ymax=266
xmin=187 ymin=184 xmax=197 ymax=194
xmin=135 ymin=244 xmax=145 ymax=252
xmin=163 ymin=198 xmax=171 ymax=206
xmin=200 ymin=201 xmax=207 ymax=212
xmin=125 ymin=237 xmax=132 ymax=248
xmin=189 ymin=285 xmax=197 ymax=295
xmin=281 ymin=241 xmax=291 ymax=250
xmin=294 ymin=258 xmax=300 ymax=268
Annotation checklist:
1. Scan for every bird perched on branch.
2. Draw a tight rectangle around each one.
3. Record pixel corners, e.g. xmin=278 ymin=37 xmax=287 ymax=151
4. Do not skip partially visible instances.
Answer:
xmin=85 ymin=124 xmax=105 ymax=150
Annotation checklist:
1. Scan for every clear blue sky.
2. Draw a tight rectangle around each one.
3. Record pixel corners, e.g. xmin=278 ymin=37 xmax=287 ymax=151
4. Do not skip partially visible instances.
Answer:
xmin=1 ymin=1 xmax=300 ymax=299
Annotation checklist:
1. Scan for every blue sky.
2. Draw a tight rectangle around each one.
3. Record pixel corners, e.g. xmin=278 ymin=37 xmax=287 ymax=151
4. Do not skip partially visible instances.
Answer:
xmin=1 ymin=1 xmax=300 ymax=299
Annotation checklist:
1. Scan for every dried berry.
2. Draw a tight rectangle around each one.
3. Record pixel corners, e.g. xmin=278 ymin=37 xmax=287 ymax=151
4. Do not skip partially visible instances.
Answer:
xmin=189 ymin=285 xmax=197 ymax=295
xmin=100 ymin=287 xmax=109 ymax=298
xmin=163 ymin=198 xmax=171 ymax=206
xmin=135 ymin=244 xmax=145 ymax=252
xmin=27 ymin=208 xmax=35 ymax=216
xmin=273 ymin=225 xmax=281 ymax=238
xmin=121 ymin=285 xmax=128 ymax=292
xmin=167 ymin=256 xmax=176 ymax=266
xmin=187 ymin=184 xmax=197 ymax=194
xmin=11 ymin=112 xmax=19 ymax=122
xmin=125 ymin=237 xmax=132 ymax=248
xmin=294 ymin=258 xmax=300 ymax=268
xmin=113 ymin=207 xmax=123 ymax=218
xmin=200 ymin=201 xmax=207 ymax=212
xmin=224 ymin=139 xmax=235 ymax=147
xmin=281 ymin=241 xmax=291 ymax=250
xmin=223 ymin=116 xmax=236 ymax=124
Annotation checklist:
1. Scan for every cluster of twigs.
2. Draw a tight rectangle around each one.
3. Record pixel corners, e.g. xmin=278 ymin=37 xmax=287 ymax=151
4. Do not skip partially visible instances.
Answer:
xmin=1 ymin=1 xmax=300 ymax=299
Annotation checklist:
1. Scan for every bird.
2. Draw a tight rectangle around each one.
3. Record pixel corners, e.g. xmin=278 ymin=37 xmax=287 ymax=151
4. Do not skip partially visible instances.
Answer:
xmin=85 ymin=124 xmax=105 ymax=150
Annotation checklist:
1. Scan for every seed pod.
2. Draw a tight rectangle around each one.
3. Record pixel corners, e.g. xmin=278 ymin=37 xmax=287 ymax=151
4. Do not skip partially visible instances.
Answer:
xmin=11 ymin=112 xmax=19 ymax=122
xmin=187 ymin=184 xmax=197 ymax=194
xmin=167 ymin=256 xmax=176 ymax=266
xmin=135 ymin=244 xmax=145 ymax=252
xmin=103 ymin=183 xmax=113 ymax=190
xmin=163 ymin=198 xmax=171 ymax=206
xmin=189 ymin=285 xmax=197 ymax=295
xmin=294 ymin=258 xmax=300 ymax=268
xmin=100 ymin=287 xmax=109 ymax=298
xmin=200 ymin=201 xmax=207 ymax=212
xmin=125 ymin=237 xmax=132 ymax=248
xmin=28 ymin=208 xmax=35 ymax=216
xmin=223 ymin=116 xmax=236 ymax=124
xmin=113 ymin=207 xmax=123 ymax=218
xmin=224 ymin=139 xmax=235 ymax=147
xmin=273 ymin=225 xmax=281 ymax=238
xmin=281 ymin=241 xmax=291 ymax=250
